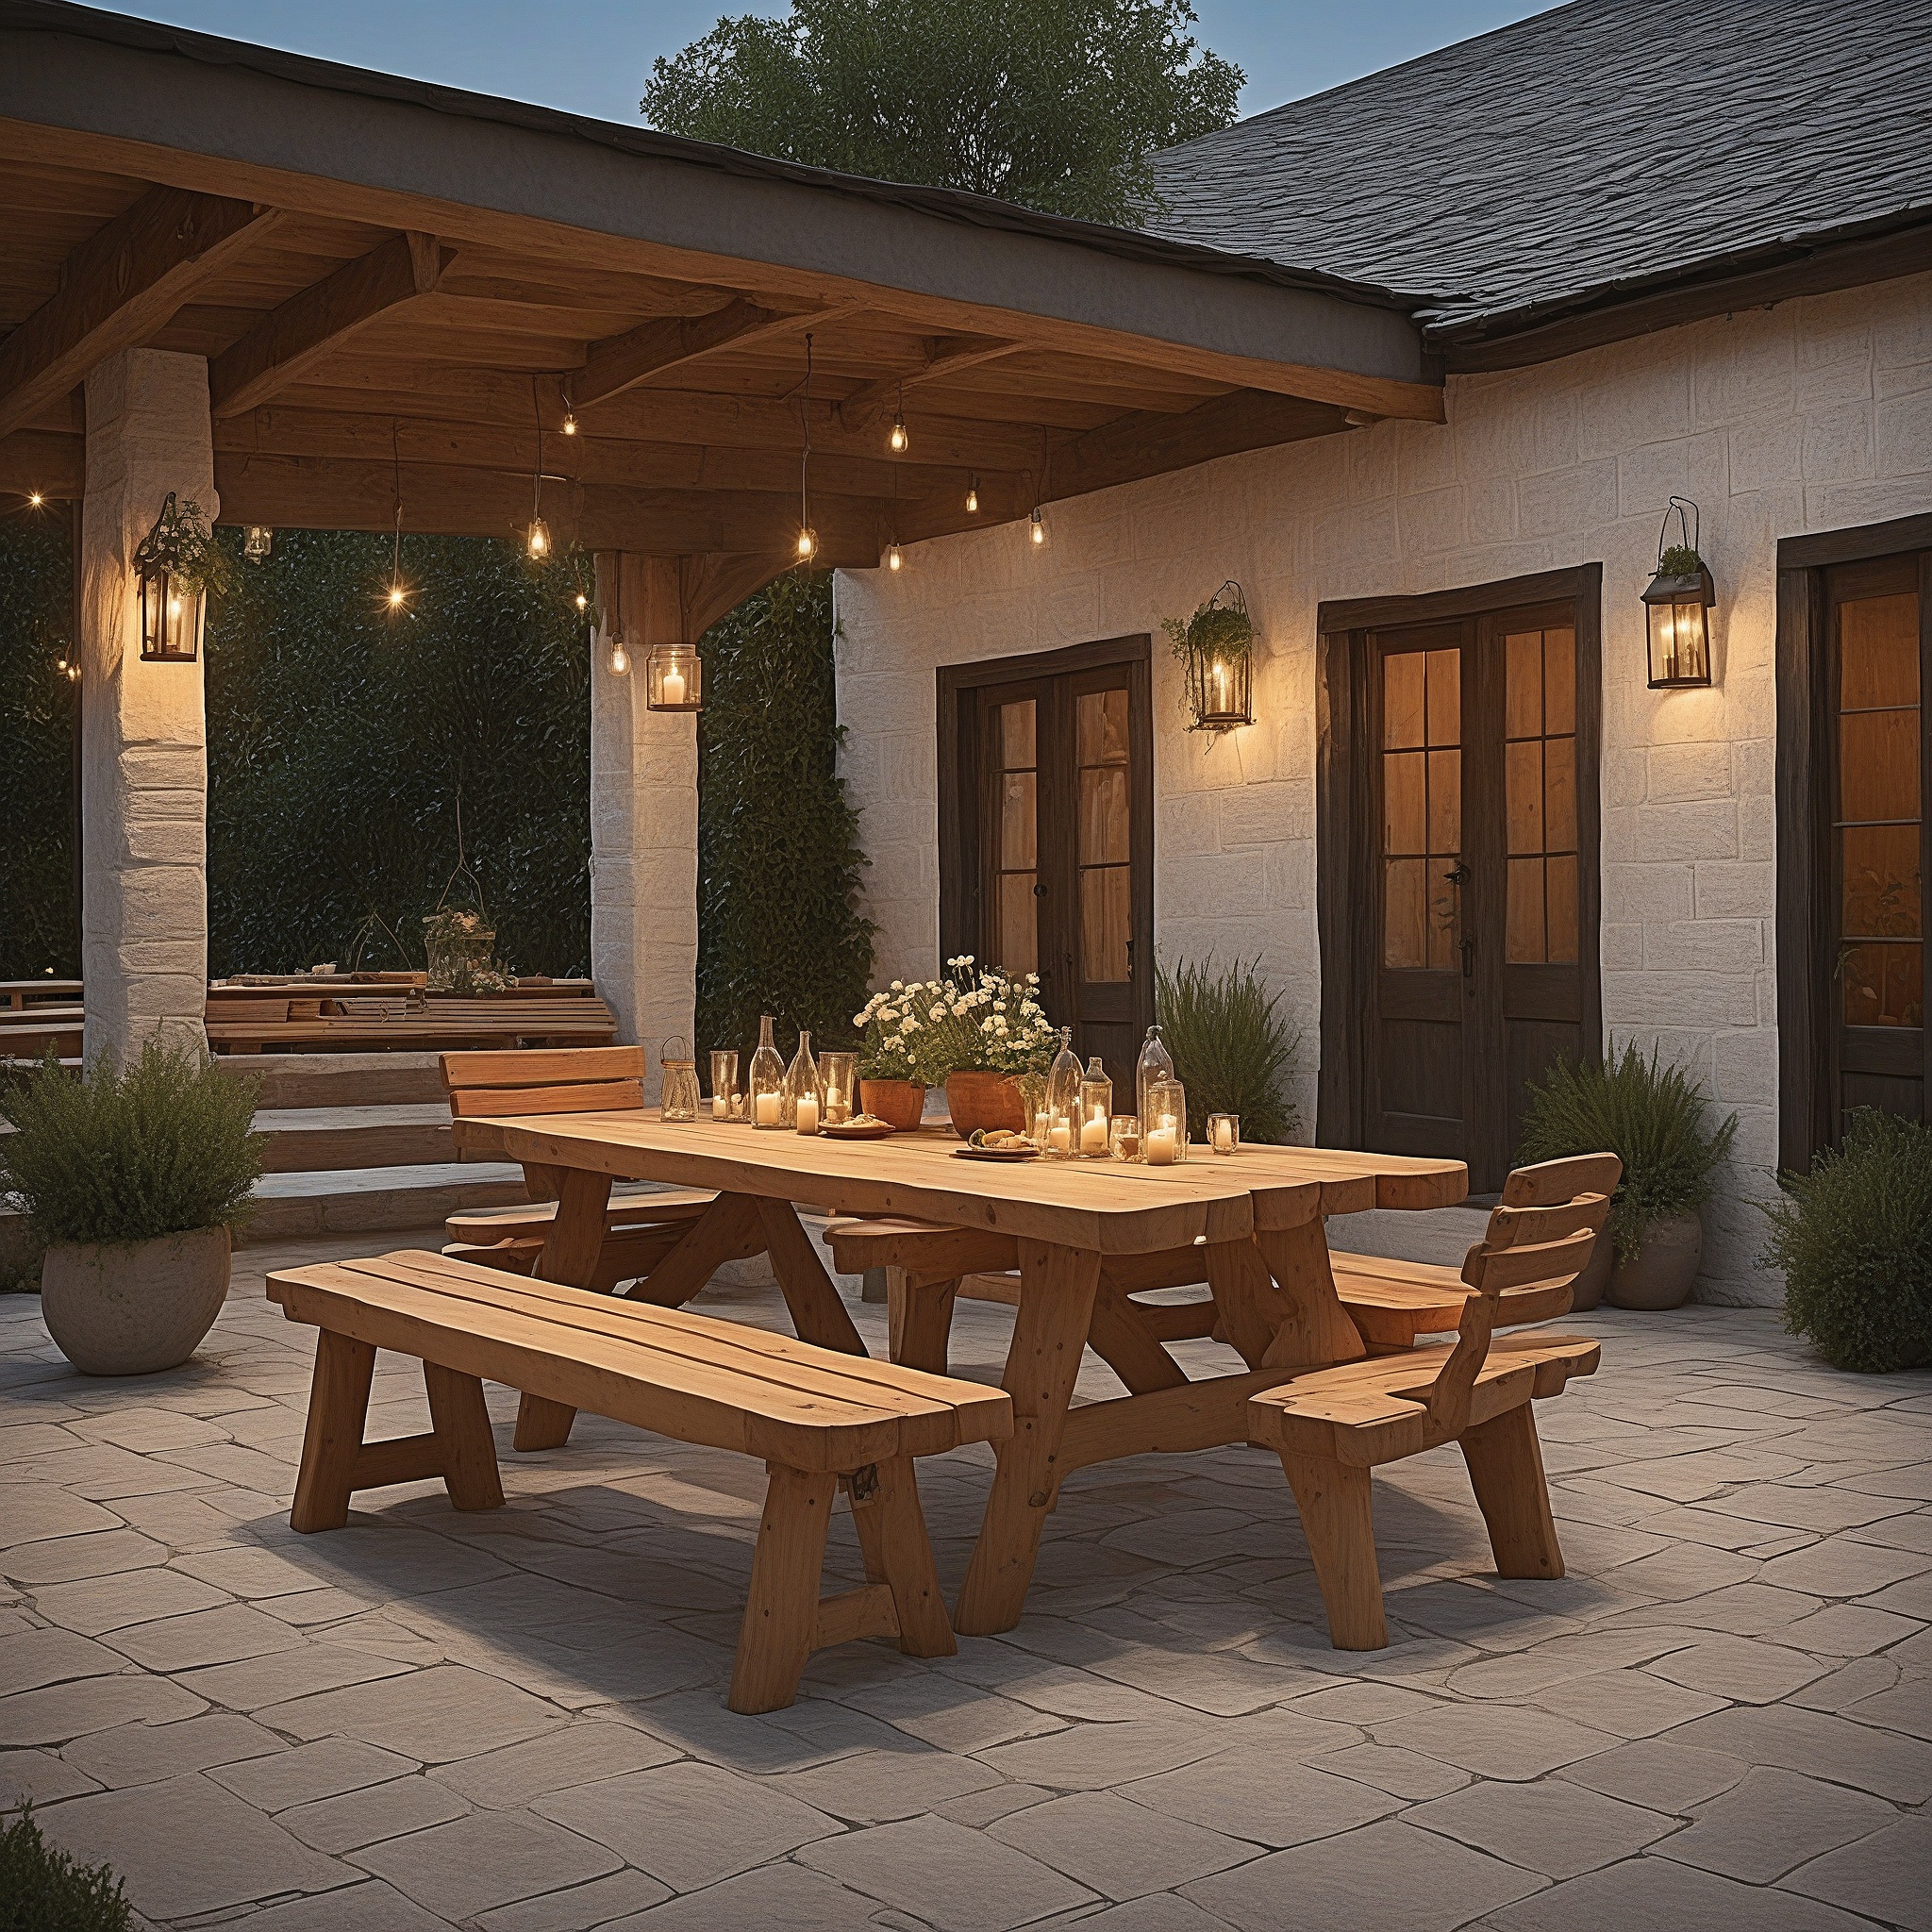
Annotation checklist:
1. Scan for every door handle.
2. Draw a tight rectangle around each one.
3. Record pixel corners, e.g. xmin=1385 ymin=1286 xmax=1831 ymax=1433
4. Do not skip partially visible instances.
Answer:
xmin=1033 ymin=882 xmax=1047 ymax=897
xmin=1446 ymin=862 xmax=1473 ymax=887
xmin=1460 ymin=936 xmax=1474 ymax=979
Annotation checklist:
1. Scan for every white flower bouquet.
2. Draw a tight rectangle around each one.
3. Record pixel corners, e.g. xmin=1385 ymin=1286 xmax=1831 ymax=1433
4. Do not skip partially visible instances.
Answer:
xmin=854 ymin=958 xmax=1059 ymax=1088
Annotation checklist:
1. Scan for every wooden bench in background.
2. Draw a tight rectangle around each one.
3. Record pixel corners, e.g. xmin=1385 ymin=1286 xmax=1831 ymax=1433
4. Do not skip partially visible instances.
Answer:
xmin=206 ymin=981 xmax=617 ymax=1055
xmin=268 ymin=1248 xmax=1011 ymax=1711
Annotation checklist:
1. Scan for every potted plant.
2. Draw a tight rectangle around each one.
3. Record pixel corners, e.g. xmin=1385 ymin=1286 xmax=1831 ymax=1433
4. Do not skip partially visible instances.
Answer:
xmin=1763 ymin=1109 xmax=1932 ymax=1372
xmin=1156 ymin=956 xmax=1300 ymax=1142
xmin=1 ymin=1043 xmax=263 ymax=1374
xmin=854 ymin=959 xmax=1060 ymax=1137
xmin=1516 ymin=1041 xmax=1737 ymax=1309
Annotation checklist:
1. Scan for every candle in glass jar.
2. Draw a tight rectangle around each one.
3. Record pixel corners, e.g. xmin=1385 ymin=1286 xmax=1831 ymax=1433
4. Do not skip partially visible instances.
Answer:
xmin=1213 ymin=1119 xmax=1234 ymax=1152
xmin=1047 ymin=1119 xmax=1072 ymax=1153
xmin=661 ymin=667 xmax=687 ymax=707
xmin=1080 ymin=1110 xmax=1108 ymax=1154
xmin=1145 ymin=1124 xmax=1177 ymax=1165
xmin=755 ymin=1091 xmax=780 ymax=1125
xmin=795 ymin=1094 xmax=819 ymax=1134
xmin=712 ymin=1093 xmax=728 ymax=1120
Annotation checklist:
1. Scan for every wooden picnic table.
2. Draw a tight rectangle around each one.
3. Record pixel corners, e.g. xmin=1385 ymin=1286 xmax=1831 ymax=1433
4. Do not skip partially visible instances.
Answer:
xmin=449 ymin=1109 xmax=1465 ymax=1636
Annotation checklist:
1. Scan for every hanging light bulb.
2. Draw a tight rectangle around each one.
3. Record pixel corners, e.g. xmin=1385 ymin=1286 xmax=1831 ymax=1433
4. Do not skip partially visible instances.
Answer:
xmin=388 ymin=583 xmax=408 ymax=610
xmin=560 ymin=395 xmax=578 ymax=436
xmin=797 ymin=526 xmax=818 ymax=561
xmin=383 ymin=421 xmax=410 ymax=613
xmin=608 ymin=635 xmax=629 ymax=675
xmin=524 ymin=376 xmax=551 ymax=563
xmin=888 ymin=382 xmax=909 ymax=454
xmin=575 ymin=590 xmax=589 ymax=612
xmin=795 ymin=334 xmax=821 ymax=568
xmin=965 ymin=479 xmax=979 ymax=515
xmin=526 ymin=516 xmax=551 ymax=559
xmin=1030 ymin=506 xmax=1047 ymax=546
xmin=27 ymin=491 xmax=44 ymax=508
xmin=886 ymin=541 xmax=903 ymax=572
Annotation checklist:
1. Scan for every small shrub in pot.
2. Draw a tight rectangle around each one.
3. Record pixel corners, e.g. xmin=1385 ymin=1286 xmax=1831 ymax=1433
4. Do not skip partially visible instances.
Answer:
xmin=1155 ymin=957 xmax=1299 ymax=1144
xmin=1516 ymin=1041 xmax=1737 ymax=1308
xmin=2 ymin=1042 xmax=263 ymax=1374
xmin=1764 ymin=1109 xmax=1932 ymax=1373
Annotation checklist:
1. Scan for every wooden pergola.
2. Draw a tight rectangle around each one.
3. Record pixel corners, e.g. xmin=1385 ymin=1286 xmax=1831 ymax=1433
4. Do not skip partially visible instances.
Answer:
xmin=0 ymin=2 xmax=1441 ymax=641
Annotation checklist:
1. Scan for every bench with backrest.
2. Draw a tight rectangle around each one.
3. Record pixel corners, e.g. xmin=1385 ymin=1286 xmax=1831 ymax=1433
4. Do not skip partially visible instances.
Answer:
xmin=1247 ymin=1209 xmax=1606 ymax=1650
xmin=205 ymin=987 xmax=618 ymax=1055
xmin=268 ymin=1247 xmax=1010 ymax=1711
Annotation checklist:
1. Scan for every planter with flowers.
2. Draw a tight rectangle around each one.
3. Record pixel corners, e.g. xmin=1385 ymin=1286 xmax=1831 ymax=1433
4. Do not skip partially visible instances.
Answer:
xmin=854 ymin=958 xmax=1060 ymax=1137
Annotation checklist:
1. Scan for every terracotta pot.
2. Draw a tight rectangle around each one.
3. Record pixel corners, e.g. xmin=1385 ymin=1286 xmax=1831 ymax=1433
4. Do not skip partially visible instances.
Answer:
xmin=40 ymin=1225 xmax=232 ymax=1375
xmin=944 ymin=1070 xmax=1026 ymax=1139
xmin=859 ymin=1077 xmax=926 ymax=1132
xmin=1605 ymin=1208 xmax=1704 ymax=1310
xmin=1569 ymin=1228 xmax=1612 ymax=1311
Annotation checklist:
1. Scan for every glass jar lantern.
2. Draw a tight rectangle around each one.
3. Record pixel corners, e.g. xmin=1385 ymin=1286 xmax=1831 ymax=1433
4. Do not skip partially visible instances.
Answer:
xmin=658 ymin=1039 xmax=700 ymax=1122
xmin=1108 ymin=1114 xmax=1142 ymax=1162
xmin=1136 ymin=1024 xmax=1175 ymax=1130
xmin=1207 ymin=1112 xmax=1241 ymax=1156
xmin=709 ymin=1049 xmax=740 ymax=1122
xmin=783 ymin=1030 xmax=823 ymax=1133
xmin=748 ymin=1015 xmax=786 ymax=1128
xmin=1077 ymin=1058 xmax=1112 ymax=1157
xmin=645 ymin=641 xmax=702 ymax=711
xmin=1041 ymin=1027 xmax=1082 ymax=1158
xmin=1143 ymin=1077 xmax=1188 ymax=1165
xmin=820 ymin=1051 xmax=857 ymax=1124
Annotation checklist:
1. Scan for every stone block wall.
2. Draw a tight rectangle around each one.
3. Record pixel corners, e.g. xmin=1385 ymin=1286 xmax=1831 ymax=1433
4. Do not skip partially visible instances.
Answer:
xmin=834 ymin=270 xmax=1932 ymax=1304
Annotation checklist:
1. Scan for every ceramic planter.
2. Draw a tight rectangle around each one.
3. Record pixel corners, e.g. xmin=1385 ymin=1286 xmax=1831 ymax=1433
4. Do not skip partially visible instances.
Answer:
xmin=944 ymin=1071 xmax=1027 ymax=1140
xmin=1568 ymin=1228 xmax=1612 ymax=1311
xmin=858 ymin=1077 xmax=926 ymax=1132
xmin=40 ymin=1224 xmax=232 ymax=1375
xmin=1604 ymin=1208 xmax=1703 ymax=1310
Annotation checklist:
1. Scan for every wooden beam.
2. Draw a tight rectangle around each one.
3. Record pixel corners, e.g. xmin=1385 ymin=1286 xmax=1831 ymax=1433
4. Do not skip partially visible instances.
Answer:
xmin=0 ymin=186 xmax=279 ymax=438
xmin=208 ymin=232 xmax=447 ymax=417
xmin=0 ymin=430 xmax=83 ymax=499
xmin=575 ymin=297 xmax=856 ymax=408
xmin=838 ymin=335 xmax=1022 ymax=428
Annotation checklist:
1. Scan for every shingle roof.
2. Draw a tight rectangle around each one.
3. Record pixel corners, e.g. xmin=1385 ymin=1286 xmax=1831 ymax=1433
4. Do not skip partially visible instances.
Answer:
xmin=1148 ymin=0 xmax=1932 ymax=347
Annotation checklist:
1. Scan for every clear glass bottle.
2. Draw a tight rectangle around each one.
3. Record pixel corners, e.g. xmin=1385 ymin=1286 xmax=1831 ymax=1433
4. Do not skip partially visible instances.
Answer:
xmin=709 ymin=1048 xmax=740 ymax=1121
xmin=1041 ymin=1027 xmax=1082 ymax=1158
xmin=1143 ymin=1076 xmax=1188 ymax=1165
xmin=658 ymin=1038 xmax=700 ymax=1122
xmin=748 ymin=1015 xmax=786 ymax=1128
xmin=820 ymin=1050 xmax=857 ymax=1124
xmin=783 ymin=1029 xmax=823 ymax=1132
xmin=1077 ymin=1057 xmax=1112 ymax=1157
xmin=1136 ymin=1024 xmax=1175 ymax=1129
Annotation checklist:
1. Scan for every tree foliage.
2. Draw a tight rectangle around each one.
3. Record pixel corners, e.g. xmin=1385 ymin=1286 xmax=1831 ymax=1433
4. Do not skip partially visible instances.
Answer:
xmin=696 ymin=571 xmax=874 ymax=1060
xmin=643 ymin=0 xmax=1242 ymax=225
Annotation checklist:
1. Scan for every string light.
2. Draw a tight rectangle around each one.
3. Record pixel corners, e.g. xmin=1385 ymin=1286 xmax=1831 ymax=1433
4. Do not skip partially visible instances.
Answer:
xmin=27 ymin=491 xmax=44 ymax=508
xmin=575 ymin=590 xmax=589 ymax=612
xmin=525 ymin=376 xmax=551 ymax=560
xmin=886 ymin=542 xmax=904 ymax=572
xmin=796 ymin=334 xmax=818 ymax=565
xmin=1030 ymin=506 xmax=1046 ymax=546
xmin=605 ymin=556 xmax=628 ymax=674
xmin=560 ymin=388 xmax=578 ymax=437
xmin=609 ymin=636 xmax=629 ymax=675
xmin=888 ymin=384 xmax=908 ymax=454
xmin=965 ymin=479 xmax=979 ymax=515
xmin=384 ymin=420 xmax=410 ymax=612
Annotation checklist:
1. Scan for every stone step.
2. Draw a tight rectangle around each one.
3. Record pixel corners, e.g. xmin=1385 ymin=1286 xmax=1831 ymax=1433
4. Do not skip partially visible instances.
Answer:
xmin=253 ymin=1101 xmax=456 ymax=1173
xmin=240 ymin=1160 xmax=531 ymax=1244
xmin=220 ymin=1051 xmax=446 ymax=1110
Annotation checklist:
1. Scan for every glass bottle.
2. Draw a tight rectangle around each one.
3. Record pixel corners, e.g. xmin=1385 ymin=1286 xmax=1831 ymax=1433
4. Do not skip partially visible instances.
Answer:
xmin=748 ymin=1015 xmax=786 ymax=1128
xmin=1136 ymin=1024 xmax=1175 ymax=1129
xmin=709 ymin=1048 xmax=740 ymax=1122
xmin=658 ymin=1037 xmax=700 ymax=1122
xmin=1077 ymin=1057 xmax=1112 ymax=1158
xmin=820 ymin=1050 xmax=857 ymax=1124
xmin=783 ymin=1029 xmax=823 ymax=1133
xmin=1143 ymin=1076 xmax=1188 ymax=1165
xmin=1042 ymin=1027 xmax=1082 ymax=1158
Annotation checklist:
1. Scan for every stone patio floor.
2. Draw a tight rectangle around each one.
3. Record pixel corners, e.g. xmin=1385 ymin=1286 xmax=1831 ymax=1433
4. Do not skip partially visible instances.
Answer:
xmin=3 ymin=1228 xmax=1929 ymax=1932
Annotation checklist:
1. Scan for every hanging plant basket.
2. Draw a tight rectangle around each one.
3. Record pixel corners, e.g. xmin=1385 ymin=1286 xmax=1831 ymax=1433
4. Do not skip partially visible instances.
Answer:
xmin=1161 ymin=581 xmax=1254 ymax=730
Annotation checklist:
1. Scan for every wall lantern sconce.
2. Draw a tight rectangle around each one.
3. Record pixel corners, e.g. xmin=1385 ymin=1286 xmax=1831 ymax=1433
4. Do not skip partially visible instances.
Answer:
xmin=243 ymin=525 xmax=273 ymax=562
xmin=645 ymin=641 xmax=701 ymax=711
xmin=1642 ymin=496 xmax=1716 ymax=689
xmin=1162 ymin=579 xmax=1255 ymax=730
xmin=134 ymin=491 xmax=223 ymax=663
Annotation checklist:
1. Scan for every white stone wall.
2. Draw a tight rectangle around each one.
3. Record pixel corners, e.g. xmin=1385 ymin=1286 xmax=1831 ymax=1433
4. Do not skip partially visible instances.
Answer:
xmin=78 ymin=348 xmax=215 ymax=1067
xmin=834 ymin=271 xmax=1932 ymax=1304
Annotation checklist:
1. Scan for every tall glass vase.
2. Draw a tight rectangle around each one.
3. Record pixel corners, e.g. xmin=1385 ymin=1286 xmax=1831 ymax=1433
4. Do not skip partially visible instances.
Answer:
xmin=748 ymin=1014 xmax=786 ymax=1128
xmin=783 ymin=1030 xmax=823 ymax=1132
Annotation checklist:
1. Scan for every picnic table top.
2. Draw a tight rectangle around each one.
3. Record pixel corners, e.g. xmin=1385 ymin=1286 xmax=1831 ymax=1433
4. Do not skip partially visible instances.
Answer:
xmin=452 ymin=1110 xmax=1466 ymax=1257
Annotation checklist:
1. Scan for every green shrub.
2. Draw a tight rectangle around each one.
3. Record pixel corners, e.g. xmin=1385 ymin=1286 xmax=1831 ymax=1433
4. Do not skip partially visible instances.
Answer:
xmin=1765 ymin=1109 xmax=1932 ymax=1373
xmin=0 ymin=1806 xmax=130 ymax=1930
xmin=1154 ymin=957 xmax=1299 ymax=1143
xmin=1 ymin=1043 xmax=262 ymax=1247
xmin=1517 ymin=1041 xmax=1738 ymax=1261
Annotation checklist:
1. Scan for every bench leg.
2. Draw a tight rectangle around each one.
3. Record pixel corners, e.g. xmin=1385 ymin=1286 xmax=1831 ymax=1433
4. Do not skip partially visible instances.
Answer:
xmin=849 ymin=1457 xmax=956 ymax=1659
xmin=425 ymin=1363 xmax=505 ymax=1512
xmin=1460 ymin=1402 xmax=1563 ymax=1580
xmin=731 ymin=1464 xmax=837 ymax=1714
xmin=291 ymin=1331 xmax=375 ymax=1533
xmin=514 ymin=1166 xmax=616 ymax=1452
xmin=889 ymin=1270 xmax=958 ymax=1375
xmin=1278 ymin=1451 xmax=1388 ymax=1650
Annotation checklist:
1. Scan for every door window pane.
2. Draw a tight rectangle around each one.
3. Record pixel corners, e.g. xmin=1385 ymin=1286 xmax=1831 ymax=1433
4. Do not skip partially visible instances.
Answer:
xmin=1381 ymin=648 xmax=1462 ymax=969
xmin=1080 ymin=866 xmax=1131 ymax=983
xmin=1074 ymin=686 xmax=1133 ymax=984
xmin=1504 ymin=627 xmax=1579 ymax=963
xmin=1078 ymin=688 xmax=1129 ymax=765
xmin=1079 ymin=766 xmax=1129 ymax=866
xmin=1835 ymin=591 xmax=1922 ymax=1028
xmin=988 ymin=699 xmax=1038 ymax=976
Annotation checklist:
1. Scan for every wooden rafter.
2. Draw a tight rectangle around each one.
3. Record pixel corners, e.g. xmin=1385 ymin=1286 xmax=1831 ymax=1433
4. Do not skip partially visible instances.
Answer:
xmin=0 ymin=185 xmax=279 ymax=438
xmin=837 ymin=335 xmax=1023 ymax=429
xmin=208 ymin=232 xmax=447 ymax=418
xmin=574 ymin=297 xmax=862 ymax=409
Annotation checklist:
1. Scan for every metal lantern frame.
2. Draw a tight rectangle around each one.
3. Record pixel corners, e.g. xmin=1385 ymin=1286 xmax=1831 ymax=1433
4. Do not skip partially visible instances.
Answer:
xmin=134 ymin=492 xmax=217 ymax=663
xmin=645 ymin=641 xmax=703 ymax=712
xmin=1183 ymin=580 xmax=1254 ymax=730
xmin=1641 ymin=497 xmax=1716 ymax=690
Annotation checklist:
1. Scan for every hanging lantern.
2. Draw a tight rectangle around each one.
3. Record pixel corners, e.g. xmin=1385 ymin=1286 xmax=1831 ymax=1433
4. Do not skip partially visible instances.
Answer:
xmin=1642 ymin=496 xmax=1715 ymax=689
xmin=796 ymin=525 xmax=818 ymax=562
xmin=525 ymin=516 xmax=551 ymax=560
xmin=1029 ymin=507 xmax=1046 ymax=547
xmin=885 ymin=541 xmax=904 ymax=573
xmin=243 ymin=525 xmax=273 ymax=561
xmin=1165 ymin=580 xmax=1254 ymax=730
xmin=965 ymin=479 xmax=979 ymax=515
xmin=608 ymin=631 xmax=630 ymax=675
xmin=133 ymin=492 xmax=219 ymax=663
xmin=645 ymin=641 xmax=701 ymax=710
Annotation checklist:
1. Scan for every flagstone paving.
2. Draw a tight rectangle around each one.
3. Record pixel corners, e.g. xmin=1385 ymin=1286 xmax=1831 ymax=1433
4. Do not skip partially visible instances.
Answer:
xmin=2 ymin=1228 xmax=1928 ymax=1930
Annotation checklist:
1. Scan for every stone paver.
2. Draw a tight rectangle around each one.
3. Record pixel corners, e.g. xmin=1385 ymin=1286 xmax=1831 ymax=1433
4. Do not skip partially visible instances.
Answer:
xmin=3 ymin=1238 xmax=1929 ymax=1929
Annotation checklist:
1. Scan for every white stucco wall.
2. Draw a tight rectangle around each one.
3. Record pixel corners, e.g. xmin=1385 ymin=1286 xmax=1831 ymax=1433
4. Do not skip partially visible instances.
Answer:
xmin=834 ymin=270 xmax=1932 ymax=1304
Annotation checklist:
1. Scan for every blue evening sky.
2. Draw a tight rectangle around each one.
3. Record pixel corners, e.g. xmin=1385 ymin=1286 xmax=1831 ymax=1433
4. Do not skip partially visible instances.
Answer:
xmin=108 ymin=2 xmax=1552 ymax=127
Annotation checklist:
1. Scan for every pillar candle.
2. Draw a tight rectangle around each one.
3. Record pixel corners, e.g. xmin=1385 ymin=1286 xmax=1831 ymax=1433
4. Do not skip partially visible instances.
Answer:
xmin=1213 ymin=1120 xmax=1234 ymax=1152
xmin=1047 ymin=1120 xmax=1072 ymax=1153
xmin=795 ymin=1094 xmax=819 ymax=1134
xmin=1145 ymin=1126 xmax=1177 ymax=1165
xmin=661 ymin=667 xmax=687 ymax=707
xmin=755 ymin=1091 xmax=780 ymax=1125
xmin=1080 ymin=1112 xmax=1108 ymax=1154
xmin=712 ymin=1093 xmax=728 ymax=1120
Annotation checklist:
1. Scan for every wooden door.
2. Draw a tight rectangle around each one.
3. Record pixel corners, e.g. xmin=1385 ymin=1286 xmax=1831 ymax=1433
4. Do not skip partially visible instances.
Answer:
xmin=1824 ymin=554 xmax=1926 ymax=1126
xmin=941 ymin=638 xmax=1154 ymax=1091
xmin=1351 ymin=591 xmax=1598 ymax=1191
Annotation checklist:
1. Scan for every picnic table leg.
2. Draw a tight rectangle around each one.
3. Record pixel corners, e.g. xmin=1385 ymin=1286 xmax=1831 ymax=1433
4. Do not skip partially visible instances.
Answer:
xmin=625 ymin=1191 xmax=766 ymax=1307
xmin=514 ymin=1165 xmax=613 ymax=1452
xmin=1254 ymin=1222 xmax=1368 ymax=1369
xmin=954 ymin=1238 xmax=1101 ymax=1637
xmin=757 ymin=1197 xmax=868 ymax=1357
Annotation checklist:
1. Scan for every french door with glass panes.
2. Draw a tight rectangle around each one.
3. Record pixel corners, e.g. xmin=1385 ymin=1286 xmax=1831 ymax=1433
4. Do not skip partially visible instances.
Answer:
xmin=1360 ymin=598 xmax=1598 ymax=1191
xmin=938 ymin=640 xmax=1154 ymax=1092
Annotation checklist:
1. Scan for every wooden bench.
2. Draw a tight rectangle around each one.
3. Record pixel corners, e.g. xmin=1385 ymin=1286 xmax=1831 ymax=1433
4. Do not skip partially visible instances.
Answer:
xmin=269 ymin=1247 xmax=1011 ymax=1711
xmin=1247 ymin=1221 xmax=1603 ymax=1651
xmin=207 ymin=989 xmax=619 ymax=1055
xmin=1327 ymin=1154 xmax=1623 ymax=1349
